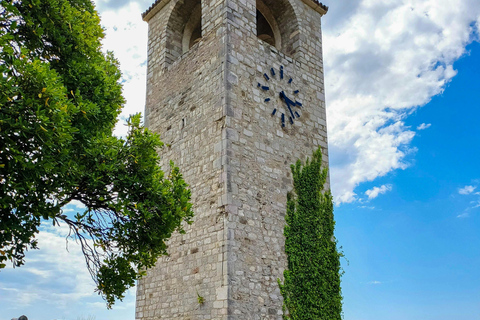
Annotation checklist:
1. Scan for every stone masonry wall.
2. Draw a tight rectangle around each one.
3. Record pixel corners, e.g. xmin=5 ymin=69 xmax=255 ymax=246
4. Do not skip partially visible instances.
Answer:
xmin=222 ymin=0 xmax=328 ymax=318
xmin=136 ymin=0 xmax=328 ymax=319
xmin=136 ymin=0 xmax=230 ymax=319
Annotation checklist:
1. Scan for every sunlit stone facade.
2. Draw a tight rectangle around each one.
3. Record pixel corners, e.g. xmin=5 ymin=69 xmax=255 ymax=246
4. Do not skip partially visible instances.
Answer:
xmin=135 ymin=0 xmax=328 ymax=318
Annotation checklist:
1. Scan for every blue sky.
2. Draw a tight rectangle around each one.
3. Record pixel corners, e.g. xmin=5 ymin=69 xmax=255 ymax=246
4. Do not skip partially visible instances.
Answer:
xmin=336 ymin=41 xmax=480 ymax=320
xmin=1 ymin=0 xmax=480 ymax=319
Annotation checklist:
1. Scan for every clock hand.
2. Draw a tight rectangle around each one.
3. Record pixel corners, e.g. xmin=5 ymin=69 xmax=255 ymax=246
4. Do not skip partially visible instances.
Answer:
xmin=280 ymin=91 xmax=296 ymax=119
xmin=282 ymin=92 xmax=298 ymax=109
xmin=280 ymin=91 xmax=296 ymax=107
xmin=286 ymin=96 xmax=297 ymax=107
xmin=285 ymin=92 xmax=302 ymax=107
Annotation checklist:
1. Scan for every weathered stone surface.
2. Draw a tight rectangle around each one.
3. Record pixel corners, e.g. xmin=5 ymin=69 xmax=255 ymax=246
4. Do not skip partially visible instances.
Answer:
xmin=136 ymin=0 xmax=328 ymax=319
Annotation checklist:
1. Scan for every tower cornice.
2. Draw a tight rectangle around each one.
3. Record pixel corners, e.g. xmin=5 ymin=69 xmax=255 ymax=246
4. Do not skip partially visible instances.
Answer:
xmin=142 ymin=0 xmax=328 ymax=22
xmin=142 ymin=0 xmax=170 ymax=22
xmin=301 ymin=0 xmax=328 ymax=16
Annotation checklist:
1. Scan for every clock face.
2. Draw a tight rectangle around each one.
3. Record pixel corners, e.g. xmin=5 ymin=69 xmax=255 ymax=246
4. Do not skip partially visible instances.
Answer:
xmin=257 ymin=65 xmax=302 ymax=128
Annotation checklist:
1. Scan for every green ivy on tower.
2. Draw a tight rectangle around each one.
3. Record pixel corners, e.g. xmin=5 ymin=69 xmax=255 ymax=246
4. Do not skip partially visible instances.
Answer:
xmin=279 ymin=147 xmax=343 ymax=320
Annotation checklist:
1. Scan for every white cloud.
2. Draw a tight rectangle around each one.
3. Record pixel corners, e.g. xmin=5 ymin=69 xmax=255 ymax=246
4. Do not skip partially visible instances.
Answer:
xmin=417 ymin=123 xmax=432 ymax=130
xmin=365 ymin=184 xmax=393 ymax=200
xmin=368 ymin=280 xmax=382 ymax=285
xmin=24 ymin=267 xmax=52 ymax=279
xmin=455 ymin=183 xmax=480 ymax=217
xmin=0 ymin=224 xmax=96 ymax=308
xmin=470 ymin=200 xmax=480 ymax=208
xmin=324 ymin=0 xmax=480 ymax=203
xmin=68 ymin=199 xmax=86 ymax=209
xmin=459 ymin=185 xmax=477 ymax=195
xmin=359 ymin=205 xmax=375 ymax=210
xmin=95 ymin=1 xmax=149 ymax=137
xmin=0 ymin=224 xmax=136 ymax=319
xmin=457 ymin=212 xmax=470 ymax=218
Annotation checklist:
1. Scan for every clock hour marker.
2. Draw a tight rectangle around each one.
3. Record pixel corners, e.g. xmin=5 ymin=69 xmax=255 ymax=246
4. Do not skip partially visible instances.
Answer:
xmin=289 ymin=117 xmax=294 ymax=124
xmin=272 ymin=108 xmax=277 ymax=115
xmin=295 ymin=111 xmax=300 ymax=118
xmin=265 ymin=98 xmax=270 ymax=102
xmin=296 ymin=101 xmax=302 ymax=106
xmin=280 ymin=66 xmax=284 ymax=79
xmin=271 ymin=68 xmax=275 ymax=76
xmin=281 ymin=113 xmax=285 ymax=127
xmin=288 ymin=78 xmax=293 ymax=84
xmin=264 ymin=73 xmax=270 ymax=81
xmin=261 ymin=86 xmax=269 ymax=91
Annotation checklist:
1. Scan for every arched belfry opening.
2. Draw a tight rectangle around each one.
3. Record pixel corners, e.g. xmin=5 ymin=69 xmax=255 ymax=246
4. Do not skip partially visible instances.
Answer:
xmin=256 ymin=9 xmax=276 ymax=47
xmin=182 ymin=2 xmax=202 ymax=52
xmin=256 ymin=0 xmax=281 ymax=49
xmin=165 ymin=0 xmax=202 ymax=65
xmin=256 ymin=0 xmax=299 ymax=56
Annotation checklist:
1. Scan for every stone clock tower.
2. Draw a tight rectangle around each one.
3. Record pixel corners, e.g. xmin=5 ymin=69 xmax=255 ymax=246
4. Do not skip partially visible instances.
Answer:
xmin=135 ymin=0 xmax=329 ymax=319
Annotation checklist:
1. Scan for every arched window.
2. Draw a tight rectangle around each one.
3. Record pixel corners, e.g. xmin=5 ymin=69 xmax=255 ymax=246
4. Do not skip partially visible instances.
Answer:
xmin=256 ymin=0 xmax=299 ymax=56
xmin=257 ymin=9 xmax=275 ymax=47
xmin=256 ymin=0 xmax=281 ymax=49
xmin=182 ymin=3 xmax=202 ymax=53
xmin=165 ymin=0 xmax=202 ymax=65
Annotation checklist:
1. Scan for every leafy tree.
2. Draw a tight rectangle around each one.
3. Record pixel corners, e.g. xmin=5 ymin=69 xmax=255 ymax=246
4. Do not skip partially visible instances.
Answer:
xmin=0 ymin=0 xmax=193 ymax=307
xmin=279 ymin=148 xmax=343 ymax=319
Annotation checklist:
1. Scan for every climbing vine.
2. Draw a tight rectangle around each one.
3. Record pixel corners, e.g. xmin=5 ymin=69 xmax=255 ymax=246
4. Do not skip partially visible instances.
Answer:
xmin=279 ymin=148 xmax=343 ymax=320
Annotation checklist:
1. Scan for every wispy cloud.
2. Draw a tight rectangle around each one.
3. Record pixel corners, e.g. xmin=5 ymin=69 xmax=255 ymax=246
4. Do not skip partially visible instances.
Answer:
xmin=456 ymin=183 xmax=480 ymax=217
xmin=459 ymin=185 xmax=477 ymax=195
xmin=359 ymin=205 xmax=376 ymax=210
xmin=417 ymin=123 xmax=432 ymax=130
xmin=324 ymin=0 xmax=480 ymax=203
xmin=24 ymin=267 xmax=52 ymax=279
xmin=457 ymin=212 xmax=470 ymax=218
xmin=368 ymin=280 xmax=383 ymax=285
xmin=470 ymin=201 xmax=480 ymax=208
xmin=457 ymin=179 xmax=480 ymax=219
xmin=365 ymin=184 xmax=393 ymax=200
